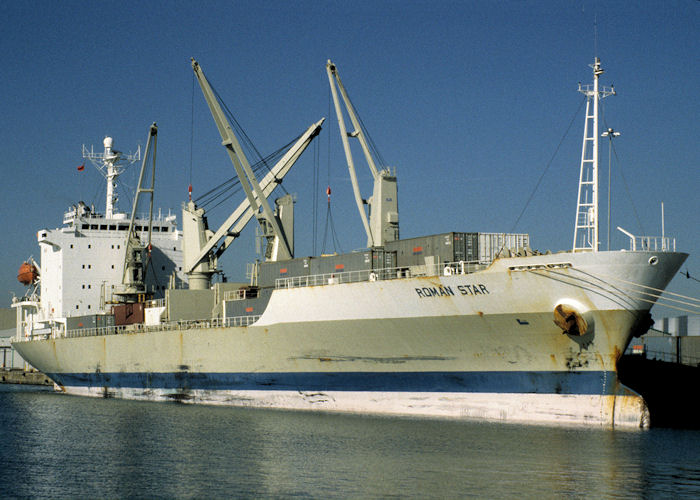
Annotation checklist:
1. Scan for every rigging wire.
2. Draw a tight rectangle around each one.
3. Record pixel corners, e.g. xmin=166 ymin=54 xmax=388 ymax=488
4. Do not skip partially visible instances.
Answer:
xmin=321 ymin=187 xmax=343 ymax=255
xmin=341 ymin=83 xmax=386 ymax=168
xmin=189 ymin=71 xmax=195 ymax=189
xmin=194 ymin=137 xmax=298 ymax=209
xmin=192 ymin=74 xmax=293 ymax=213
xmin=321 ymin=82 xmax=342 ymax=254
xmin=192 ymin=129 xmax=302 ymax=217
xmin=312 ymin=135 xmax=320 ymax=256
xmin=600 ymin=106 xmax=646 ymax=235
xmin=681 ymin=269 xmax=700 ymax=284
xmin=198 ymin=167 xmax=272 ymax=213
xmin=356 ymin=108 xmax=386 ymax=169
xmin=509 ymin=95 xmax=588 ymax=234
xmin=326 ymin=81 xmax=332 ymax=252
xmin=209 ymin=83 xmax=285 ymax=193
xmin=611 ymin=139 xmax=645 ymax=235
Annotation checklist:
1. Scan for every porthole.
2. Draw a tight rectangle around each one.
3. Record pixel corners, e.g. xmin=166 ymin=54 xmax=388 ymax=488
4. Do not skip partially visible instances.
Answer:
xmin=649 ymin=256 xmax=659 ymax=266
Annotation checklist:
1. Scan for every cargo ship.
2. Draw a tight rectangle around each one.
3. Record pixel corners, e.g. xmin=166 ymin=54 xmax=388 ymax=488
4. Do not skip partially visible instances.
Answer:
xmin=11 ymin=58 xmax=687 ymax=428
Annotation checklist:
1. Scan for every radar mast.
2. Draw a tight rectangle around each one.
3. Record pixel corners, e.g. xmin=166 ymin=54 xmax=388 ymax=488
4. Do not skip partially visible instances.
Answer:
xmin=82 ymin=137 xmax=141 ymax=218
xmin=573 ymin=57 xmax=615 ymax=253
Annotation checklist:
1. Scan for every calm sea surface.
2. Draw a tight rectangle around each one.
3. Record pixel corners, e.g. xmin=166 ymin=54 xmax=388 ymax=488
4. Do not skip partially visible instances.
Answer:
xmin=1 ymin=385 xmax=699 ymax=499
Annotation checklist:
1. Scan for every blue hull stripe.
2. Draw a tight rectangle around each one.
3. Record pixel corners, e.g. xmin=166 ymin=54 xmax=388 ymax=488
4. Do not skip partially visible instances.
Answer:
xmin=48 ymin=371 xmax=618 ymax=395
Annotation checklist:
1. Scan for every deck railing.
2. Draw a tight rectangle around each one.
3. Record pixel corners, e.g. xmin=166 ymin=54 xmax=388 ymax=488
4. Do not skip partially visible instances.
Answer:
xmin=275 ymin=260 xmax=490 ymax=290
xmin=630 ymin=236 xmax=676 ymax=252
xmin=223 ymin=289 xmax=258 ymax=301
xmin=616 ymin=227 xmax=676 ymax=252
xmin=31 ymin=315 xmax=261 ymax=340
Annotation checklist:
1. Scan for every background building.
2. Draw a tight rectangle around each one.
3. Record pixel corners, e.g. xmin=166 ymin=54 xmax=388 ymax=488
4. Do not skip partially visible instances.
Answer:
xmin=627 ymin=315 xmax=700 ymax=367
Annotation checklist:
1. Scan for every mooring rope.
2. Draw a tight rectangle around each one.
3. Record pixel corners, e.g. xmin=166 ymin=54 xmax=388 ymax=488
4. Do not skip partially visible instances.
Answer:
xmin=529 ymin=266 xmax=700 ymax=316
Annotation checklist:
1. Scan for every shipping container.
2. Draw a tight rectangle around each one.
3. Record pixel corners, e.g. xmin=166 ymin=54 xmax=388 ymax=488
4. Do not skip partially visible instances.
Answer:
xmin=310 ymin=251 xmax=373 ymax=276
xmin=385 ymin=232 xmax=480 ymax=268
xmin=385 ymin=232 xmax=529 ymax=273
xmin=112 ymin=303 xmax=145 ymax=326
xmin=477 ymin=233 xmax=530 ymax=262
xmin=258 ymin=257 xmax=311 ymax=287
xmin=66 ymin=314 xmax=115 ymax=331
xmin=372 ymin=249 xmax=397 ymax=271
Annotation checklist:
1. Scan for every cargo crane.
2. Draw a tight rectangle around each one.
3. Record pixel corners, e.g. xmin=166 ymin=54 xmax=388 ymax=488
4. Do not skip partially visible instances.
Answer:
xmin=186 ymin=59 xmax=324 ymax=290
xmin=115 ymin=123 xmax=159 ymax=303
xmin=326 ymin=60 xmax=399 ymax=248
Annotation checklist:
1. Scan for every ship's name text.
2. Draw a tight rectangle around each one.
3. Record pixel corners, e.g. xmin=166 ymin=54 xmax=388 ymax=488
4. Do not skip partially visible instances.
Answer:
xmin=415 ymin=284 xmax=489 ymax=298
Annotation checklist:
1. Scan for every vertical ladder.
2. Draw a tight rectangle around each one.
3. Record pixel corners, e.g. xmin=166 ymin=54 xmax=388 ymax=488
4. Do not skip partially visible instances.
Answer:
xmin=572 ymin=58 xmax=615 ymax=252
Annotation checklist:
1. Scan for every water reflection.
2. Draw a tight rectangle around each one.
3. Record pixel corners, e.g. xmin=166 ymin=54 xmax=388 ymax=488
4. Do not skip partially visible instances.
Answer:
xmin=1 ymin=388 xmax=700 ymax=498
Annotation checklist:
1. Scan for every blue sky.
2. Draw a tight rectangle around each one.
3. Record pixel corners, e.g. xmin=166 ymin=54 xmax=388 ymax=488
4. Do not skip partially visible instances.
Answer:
xmin=1 ymin=0 xmax=698 ymax=317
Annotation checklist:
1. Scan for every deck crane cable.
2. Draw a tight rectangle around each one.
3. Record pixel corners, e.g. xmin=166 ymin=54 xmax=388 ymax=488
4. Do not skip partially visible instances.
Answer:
xmin=340 ymin=84 xmax=387 ymax=169
xmin=191 ymin=72 xmax=297 ymax=210
xmin=312 ymin=135 xmax=320 ymax=255
xmin=200 ymin=151 xmax=293 ymax=213
xmin=321 ymin=187 xmax=344 ymax=255
xmin=321 ymin=84 xmax=343 ymax=255
xmin=195 ymin=163 xmax=266 ymax=212
xmin=209 ymin=83 xmax=289 ymax=198
xmin=194 ymin=135 xmax=301 ymax=211
xmin=189 ymin=71 xmax=195 ymax=188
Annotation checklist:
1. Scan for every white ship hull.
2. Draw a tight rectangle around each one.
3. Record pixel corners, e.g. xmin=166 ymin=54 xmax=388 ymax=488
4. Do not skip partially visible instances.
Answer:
xmin=13 ymin=250 xmax=686 ymax=428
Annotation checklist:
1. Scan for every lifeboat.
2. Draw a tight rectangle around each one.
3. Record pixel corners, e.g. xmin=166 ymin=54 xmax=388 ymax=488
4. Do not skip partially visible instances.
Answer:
xmin=17 ymin=261 xmax=39 ymax=285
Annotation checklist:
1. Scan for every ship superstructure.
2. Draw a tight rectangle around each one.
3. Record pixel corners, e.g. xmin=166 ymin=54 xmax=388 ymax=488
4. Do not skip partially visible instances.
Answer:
xmin=12 ymin=58 xmax=690 ymax=428
xmin=14 ymin=128 xmax=185 ymax=335
xmin=37 ymin=202 xmax=182 ymax=317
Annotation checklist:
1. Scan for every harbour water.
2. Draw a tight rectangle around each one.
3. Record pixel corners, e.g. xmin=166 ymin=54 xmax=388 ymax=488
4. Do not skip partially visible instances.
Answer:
xmin=2 ymin=385 xmax=699 ymax=499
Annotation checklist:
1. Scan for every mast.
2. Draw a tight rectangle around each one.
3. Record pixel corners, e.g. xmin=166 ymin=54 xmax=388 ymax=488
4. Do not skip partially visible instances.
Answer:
xmin=82 ymin=138 xmax=141 ymax=218
xmin=572 ymin=58 xmax=615 ymax=252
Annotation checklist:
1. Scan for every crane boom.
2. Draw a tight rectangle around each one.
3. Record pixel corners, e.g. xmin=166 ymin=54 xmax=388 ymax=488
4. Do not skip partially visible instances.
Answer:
xmin=184 ymin=118 xmax=324 ymax=274
xmin=326 ymin=61 xmax=373 ymax=245
xmin=117 ymin=123 xmax=158 ymax=301
xmin=191 ymin=58 xmax=293 ymax=260
xmin=326 ymin=60 xmax=399 ymax=248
